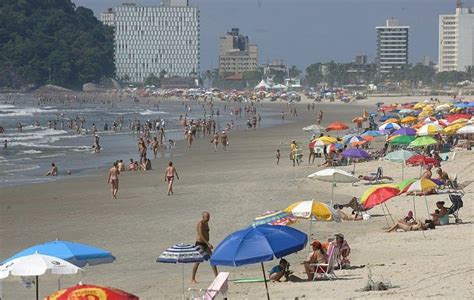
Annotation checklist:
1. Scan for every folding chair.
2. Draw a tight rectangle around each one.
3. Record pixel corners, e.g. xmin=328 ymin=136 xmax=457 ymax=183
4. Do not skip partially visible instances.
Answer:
xmin=310 ymin=245 xmax=338 ymax=281
xmin=189 ymin=272 xmax=229 ymax=300
xmin=448 ymin=194 xmax=464 ymax=224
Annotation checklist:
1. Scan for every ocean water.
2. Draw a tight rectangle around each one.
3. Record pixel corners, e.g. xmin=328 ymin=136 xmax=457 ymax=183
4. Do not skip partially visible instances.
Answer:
xmin=0 ymin=95 xmax=283 ymax=187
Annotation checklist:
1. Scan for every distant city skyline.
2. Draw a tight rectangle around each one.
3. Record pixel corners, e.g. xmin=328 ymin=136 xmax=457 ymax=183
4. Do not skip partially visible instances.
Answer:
xmin=74 ymin=0 xmax=474 ymax=72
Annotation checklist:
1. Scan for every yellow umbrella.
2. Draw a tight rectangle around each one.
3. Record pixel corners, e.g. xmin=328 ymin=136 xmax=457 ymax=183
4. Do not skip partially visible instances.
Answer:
xmin=400 ymin=116 xmax=418 ymax=124
xmin=384 ymin=118 xmax=399 ymax=124
xmin=316 ymin=136 xmax=338 ymax=145
xmin=444 ymin=123 xmax=464 ymax=135
xmin=413 ymin=103 xmax=425 ymax=109
xmin=450 ymin=118 xmax=469 ymax=125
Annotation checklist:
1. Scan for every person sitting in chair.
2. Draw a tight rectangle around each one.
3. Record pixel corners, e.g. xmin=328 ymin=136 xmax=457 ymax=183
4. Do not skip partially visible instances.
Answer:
xmin=331 ymin=234 xmax=351 ymax=269
xmin=431 ymin=201 xmax=449 ymax=225
xmin=303 ymin=240 xmax=327 ymax=280
xmin=436 ymin=168 xmax=450 ymax=184
xmin=269 ymin=258 xmax=290 ymax=282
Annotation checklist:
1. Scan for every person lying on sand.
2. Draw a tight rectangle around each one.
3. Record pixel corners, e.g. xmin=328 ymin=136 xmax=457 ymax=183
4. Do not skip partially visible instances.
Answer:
xmin=358 ymin=175 xmax=393 ymax=182
xmin=334 ymin=205 xmax=362 ymax=221
xmin=387 ymin=219 xmax=435 ymax=232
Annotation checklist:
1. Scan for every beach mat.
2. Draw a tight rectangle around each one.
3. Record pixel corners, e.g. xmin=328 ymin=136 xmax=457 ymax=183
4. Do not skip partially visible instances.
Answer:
xmin=231 ymin=277 xmax=268 ymax=283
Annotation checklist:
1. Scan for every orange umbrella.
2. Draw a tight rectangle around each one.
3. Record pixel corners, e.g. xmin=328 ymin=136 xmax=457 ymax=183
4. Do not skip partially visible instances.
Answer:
xmin=46 ymin=283 xmax=139 ymax=300
xmin=362 ymin=135 xmax=374 ymax=142
xmin=326 ymin=122 xmax=349 ymax=132
xmin=384 ymin=118 xmax=399 ymax=124
xmin=412 ymin=122 xmax=424 ymax=129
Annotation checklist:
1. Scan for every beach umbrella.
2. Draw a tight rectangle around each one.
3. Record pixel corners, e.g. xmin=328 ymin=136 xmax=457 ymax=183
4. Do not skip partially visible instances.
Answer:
xmin=447 ymin=113 xmax=471 ymax=123
xmin=157 ymin=243 xmax=209 ymax=299
xmin=443 ymin=123 xmax=464 ymax=135
xmin=384 ymin=118 xmax=399 ymax=124
xmin=362 ymin=130 xmax=385 ymax=137
xmin=413 ymin=103 xmax=425 ymax=109
xmin=391 ymin=127 xmax=417 ymax=136
xmin=308 ymin=139 xmax=325 ymax=148
xmin=1 ymin=240 xmax=115 ymax=268
xmin=417 ymin=124 xmax=443 ymax=136
xmin=210 ymin=225 xmax=307 ymax=300
xmin=346 ymin=136 xmax=366 ymax=145
xmin=341 ymin=148 xmax=370 ymax=173
xmin=433 ymin=119 xmax=448 ymax=128
xmin=312 ymin=136 xmax=337 ymax=145
xmin=409 ymin=136 xmax=438 ymax=147
xmin=395 ymin=178 xmax=417 ymax=192
xmin=361 ymin=135 xmax=374 ymax=142
xmin=384 ymin=150 xmax=415 ymax=179
xmin=45 ymin=283 xmax=139 ymax=300
xmin=379 ymin=114 xmax=398 ymax=122
xmin=325 ymin=142 xmax=344 ymax=153
xmin=406 ymin=155 xmax=439 ymax=167
xmin=454 ymin=102 xmax=474 ymax=108
xmin=421 ymin=117 xmax=436 ymax=124
xmin=0 ymin=253 xmax=82 ymax=300
xmin=360 ymin=184 xmax=400 ymax=225
xmin=457 ymin=124 xmax=474 ymax=134
xmin=399 ymin=109 xmax=416 ymax=116
xmin=308 ymin=168 xmax=359 ymax=204
xmin=284 ymin=200 xmax=341 ymax=222
xmin=379 ymin=122 xmax=401 ymax=131
xmin=360 ymin=184 xmax=400 ymax=209
xmin=400 ymin=116 xmax=418 ymax=124
xmin=252 ymin=210 xmax=297 ymax=227
xmin=403 ymin=179 xmax=439 ymax=218
xmin=326 ymin=122 xmax=349 ymax=136
xmin=435 ymin=104 xmax=451 ymax=112
xmin=303 ymin=124 xmax=322 ymax=134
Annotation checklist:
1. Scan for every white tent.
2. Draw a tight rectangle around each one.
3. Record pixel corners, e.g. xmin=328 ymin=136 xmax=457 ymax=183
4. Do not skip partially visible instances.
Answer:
xmin=254 ymin=80 xmax=271 ymax=90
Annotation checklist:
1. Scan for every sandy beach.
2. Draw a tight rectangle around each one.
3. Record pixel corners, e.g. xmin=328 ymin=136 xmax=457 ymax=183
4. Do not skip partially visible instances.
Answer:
xmin=1 ymin=97 xmax=473 ymax=299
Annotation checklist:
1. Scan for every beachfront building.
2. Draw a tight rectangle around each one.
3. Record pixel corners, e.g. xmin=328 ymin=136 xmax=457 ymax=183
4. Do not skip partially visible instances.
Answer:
xmin=438 ymin=3 xmax=474 ymax=72
xmin=218 ymin=28 xmax=258 ymax=75
xmin=113 ymin=0 xmax=200 ymax=84
xmin=376 ymin=18 xmax=409 ymax=75
xmin=100 ymin=8 xmax=115 ymax=27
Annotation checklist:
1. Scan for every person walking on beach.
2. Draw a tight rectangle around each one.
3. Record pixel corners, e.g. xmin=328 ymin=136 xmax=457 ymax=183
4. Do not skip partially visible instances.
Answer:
xmin=211 ymin=133 xmax=219 ymax=152
xmin=220 ymin=131 xmax=228 ymax=151
xmin=191 ymin=212 xmax=218 ymax=284
xmin=276 ymin=149 xmax=281 ymax=165
xmin=107 ymin=161 xmax=120 ymax=199
xmin=165 ymin=161 xmax=179 ymax=195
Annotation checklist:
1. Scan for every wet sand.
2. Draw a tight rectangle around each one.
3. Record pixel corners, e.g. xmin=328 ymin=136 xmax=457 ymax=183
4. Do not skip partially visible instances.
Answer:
xmin=1 ymin=98 xmax=473 ymax=299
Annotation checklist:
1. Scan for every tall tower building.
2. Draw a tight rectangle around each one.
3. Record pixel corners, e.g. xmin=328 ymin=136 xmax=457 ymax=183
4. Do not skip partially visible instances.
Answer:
xmin=113 ymin=0 xmax=199 ymax=83
xmin=100 ymin=8 xmax=115 ymax=27
xmin=376 ymin=18 xmax=409 ymax=75
xmin=218 ymin=28 xmax=258 ymax=75
xmin=438 ymin=2 xmax=474 ymax=72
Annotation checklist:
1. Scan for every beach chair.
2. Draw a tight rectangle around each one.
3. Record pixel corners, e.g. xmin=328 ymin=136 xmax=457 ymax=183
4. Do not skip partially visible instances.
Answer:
xmin=448 ymin=194 xmax=464 ymax=224
xmin=189 ymin=272 xmax=229 ymax=300
xmin=310 ymin=245 xmax=338 ymax=281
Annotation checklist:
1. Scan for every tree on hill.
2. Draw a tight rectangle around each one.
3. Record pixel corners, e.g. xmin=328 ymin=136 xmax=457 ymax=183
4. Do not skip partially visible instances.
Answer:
xmin=0 ymin=0 xmax=115 ymax=89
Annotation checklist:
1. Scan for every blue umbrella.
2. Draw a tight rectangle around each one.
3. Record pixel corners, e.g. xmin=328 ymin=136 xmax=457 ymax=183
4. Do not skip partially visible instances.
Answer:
xmin=1 ymin=240 xmax=115 ymax=267
xmin=379 ymin=115 xmax=398 ymax=122
xmin=210 ymin=225 xmax=307 ymax=300
xmin=362 ymin=130 xmax=385 ymax=137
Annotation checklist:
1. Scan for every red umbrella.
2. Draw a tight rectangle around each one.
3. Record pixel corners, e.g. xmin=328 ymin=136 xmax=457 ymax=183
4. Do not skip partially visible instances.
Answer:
xmin=326 ymin=122 xmax=349 ymax=132
xmin=446 ymin=113 xmax=471 ymax=123
xmin=406 ymin=155 xmax=439 ymax=167
xmin=46 ymin=283 xmax=139 ymax=300
xmin=360 ymin=184 xmax=400 ymax=210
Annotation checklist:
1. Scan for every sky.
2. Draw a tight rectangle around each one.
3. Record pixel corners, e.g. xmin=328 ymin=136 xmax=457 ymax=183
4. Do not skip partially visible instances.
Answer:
xmin=73 ymin=0 xmax=473 ymax=72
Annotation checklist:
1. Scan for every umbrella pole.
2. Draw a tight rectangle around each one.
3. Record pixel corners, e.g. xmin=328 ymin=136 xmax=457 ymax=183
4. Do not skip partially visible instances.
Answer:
xmin=181 ymin=264 xmax=185 ymax=300
xmin=384 ymin=203 xmax=395 ymax=224
xmin=353 ymin=161 xmax=356 ymax=174
xmin=36 ymin=275 xmax=39 ymax=300
xmin=413 ymin=196 xmax=417 ymax=220
xmin=424 ymin=195 xmax=430 ymax=218
xmin=402 ymin=162 xmax=405 ymax=180
xmin=261 ymin=262 xmax=270 ymax=300
xmin=331 ymin=174 xmax=335 ymax=206
xmin=380 ymin=204 xmax=390 ymax=227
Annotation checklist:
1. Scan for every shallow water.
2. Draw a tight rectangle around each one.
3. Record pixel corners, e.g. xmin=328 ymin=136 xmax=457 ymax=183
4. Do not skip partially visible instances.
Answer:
xmin=0 ymin=94 xmax=284 ymax=187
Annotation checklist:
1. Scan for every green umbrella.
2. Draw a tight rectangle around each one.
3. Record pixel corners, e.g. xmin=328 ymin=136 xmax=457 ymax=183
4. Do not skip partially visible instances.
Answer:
xmin=409 ymin=136 xmax=438 ymax=147
xmin=384 ymin=150 xmax=415 ymax=179
xmin=390 ymin=135 xmax=416 ymax=145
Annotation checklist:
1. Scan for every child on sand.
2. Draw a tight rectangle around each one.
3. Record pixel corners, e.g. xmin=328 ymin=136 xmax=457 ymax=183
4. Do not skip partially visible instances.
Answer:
xmin=276 ymin=149 xmax=281 ymax=165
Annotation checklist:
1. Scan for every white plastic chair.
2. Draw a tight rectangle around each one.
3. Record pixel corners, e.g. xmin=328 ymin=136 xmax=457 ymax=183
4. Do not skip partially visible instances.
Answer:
xmin=189 ymin=272 xmax=229 ymax=300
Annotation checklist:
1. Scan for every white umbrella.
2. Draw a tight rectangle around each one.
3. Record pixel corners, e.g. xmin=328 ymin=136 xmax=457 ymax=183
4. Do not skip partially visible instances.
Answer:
xmin=308 ymin=168 xmax=359 ymax=205
xmin=0 ymin=253 xmax=82 ymax=300
xmin=457 ymin=125 xmax=474 ymax=134
xmin=303 ymin=124 xmax=322 ymax=134
xmin=435 ymin=104 xmax=451 ymax=112
xmin=417 ymin=123 xmax=443 ymax=136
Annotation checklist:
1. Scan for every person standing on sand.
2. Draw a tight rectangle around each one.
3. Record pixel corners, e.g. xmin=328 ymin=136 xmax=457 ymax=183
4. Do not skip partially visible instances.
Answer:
xmin=211 ymin=133 xmax=219 ymax=152
xmin=276 ymin=149 xmax=281 ymax=165
xmin=220 ymin=131 xmax=228 ymax=151
xmin=165 ymin=161 xmax=179 ymax=195
xmin=107 ymin=161 xmax=120 ymax=199
xmin=191 ymin=212 xmax=218 ymax=284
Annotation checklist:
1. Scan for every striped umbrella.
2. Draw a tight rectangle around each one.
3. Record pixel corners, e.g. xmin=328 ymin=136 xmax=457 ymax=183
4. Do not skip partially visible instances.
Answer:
xmin=360 ymin=184 xmax=400 ymax=209
xmin=379 ymin=122 xmax=401 ymax=131
xmin=157 ymin=243 xmax=209 ymax=299
xmin=403 ymin=179 xmax=439 ymax=219
xmin=252 ymin=210 xmax=297 ymax=227
xmin=417 ymin=123 xmax=443 ymax=136
xmin=443 ymin=123 xmax=464 ymax=135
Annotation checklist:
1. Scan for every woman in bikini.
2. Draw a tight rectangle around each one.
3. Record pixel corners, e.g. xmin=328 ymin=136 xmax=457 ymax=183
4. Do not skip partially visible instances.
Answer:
xmin=107 ymin=161 xmax=120 ymax=199
xmin=165 ymin=161 xmax=179 ymax=196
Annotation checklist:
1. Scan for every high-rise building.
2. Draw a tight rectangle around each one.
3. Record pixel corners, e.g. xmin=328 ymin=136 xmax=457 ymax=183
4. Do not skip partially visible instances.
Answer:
xmin=113 ymin=0 xmax=199 ymax=83
xmin=376 ymin=18 xmax=409 ymax=74
xmin=100 ymin=8 xmax=115 ymax=27
xmin=218 ymin=28 xmax=258 ymax=75
xmin=438 ymin=2 xmax=474 ymax=72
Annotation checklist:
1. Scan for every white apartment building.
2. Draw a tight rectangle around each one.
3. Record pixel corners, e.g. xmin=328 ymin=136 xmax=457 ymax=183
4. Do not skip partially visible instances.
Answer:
xmin=113 ymin=0 xmax=199 ymax=83
xmin=100 ymin=8 xmax=115 ymax=27
xmin=438 ymin=6 xmax=474 ymax=72
xmin=376 ymin=18 xmax=409 ymax=74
